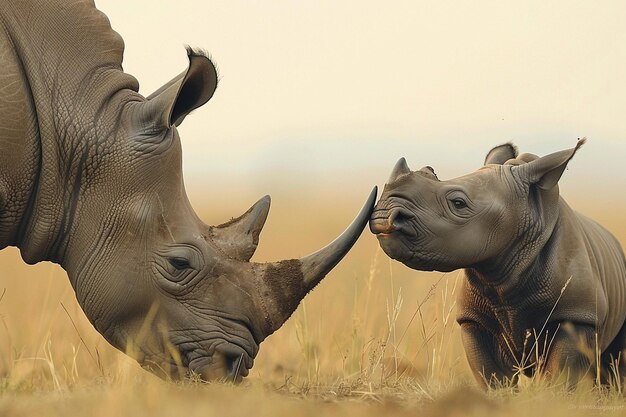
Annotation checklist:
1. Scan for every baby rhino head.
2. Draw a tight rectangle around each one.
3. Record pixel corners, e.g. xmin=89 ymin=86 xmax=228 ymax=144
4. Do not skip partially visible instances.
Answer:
xmin=369 ymin=140 xmax=586 ymax=272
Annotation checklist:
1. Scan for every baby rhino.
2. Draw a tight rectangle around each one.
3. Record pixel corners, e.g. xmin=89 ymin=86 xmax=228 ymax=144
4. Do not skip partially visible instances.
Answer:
xmin=370 ymin=140 xmax=626 ymax=389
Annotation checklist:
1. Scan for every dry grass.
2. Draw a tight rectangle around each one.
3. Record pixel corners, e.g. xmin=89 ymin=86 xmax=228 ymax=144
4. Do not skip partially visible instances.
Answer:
xmin=0 ymin=190 xmax=625 ymax=416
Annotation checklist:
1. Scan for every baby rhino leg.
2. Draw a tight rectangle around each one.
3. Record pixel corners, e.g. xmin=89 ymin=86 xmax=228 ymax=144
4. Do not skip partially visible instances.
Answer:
xmin=461 ymin=322 xmax=517 ymax=389
xmin=543 ymin=322 xmax=596 ymax=389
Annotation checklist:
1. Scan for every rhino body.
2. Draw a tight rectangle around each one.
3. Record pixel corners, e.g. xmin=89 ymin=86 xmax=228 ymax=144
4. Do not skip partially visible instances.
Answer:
xmin=0 ymin=1 xmax=376 ymax=381
xmin=370 ymin=141 xmax=626 ymax=388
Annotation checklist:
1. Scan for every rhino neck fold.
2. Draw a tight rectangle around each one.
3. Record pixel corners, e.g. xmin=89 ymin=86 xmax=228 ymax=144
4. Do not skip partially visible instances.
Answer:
xmin=0 ymin=3 xmax=141 ymax=266
xmin=0 ymin=24 xmax=39 ymax=252
xmin=466 ymin=206 xmax=562 ymax=297
xmin=16 ymin=91 xmax=141 ymax=268
xmin=17 ymin=139 xmax=87 ymax=265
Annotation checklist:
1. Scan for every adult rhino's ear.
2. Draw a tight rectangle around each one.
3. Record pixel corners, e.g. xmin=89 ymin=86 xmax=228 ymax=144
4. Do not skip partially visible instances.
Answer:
xmin=514 ymin=138 xmax=586 ymax=190
xmin=208 ymin=196 xmax=271 ymax=262
xmin=140 ymin=47 xmax=218 ymax=130
xmin=484 ymin=143 xmax=518 ymax=165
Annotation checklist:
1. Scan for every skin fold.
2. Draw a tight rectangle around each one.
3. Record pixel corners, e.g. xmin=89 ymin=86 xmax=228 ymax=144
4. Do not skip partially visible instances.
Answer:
xmin=370 ymin=140 xmax=626 ymax=389
xmin=0 ymin=0 xmax=376 ymax=381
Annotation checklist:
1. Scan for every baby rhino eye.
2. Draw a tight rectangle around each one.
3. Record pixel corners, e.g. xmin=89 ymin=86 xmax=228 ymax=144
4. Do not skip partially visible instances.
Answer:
xmin=452 ymin=198 xmax=468 ymax=209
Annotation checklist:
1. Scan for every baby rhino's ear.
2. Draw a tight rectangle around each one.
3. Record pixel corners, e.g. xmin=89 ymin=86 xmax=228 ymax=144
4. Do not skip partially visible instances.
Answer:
xmin=515 ymin=138 xmax=586 ymax=190
xmin=484 ymin=143 xmax=518 ymax=165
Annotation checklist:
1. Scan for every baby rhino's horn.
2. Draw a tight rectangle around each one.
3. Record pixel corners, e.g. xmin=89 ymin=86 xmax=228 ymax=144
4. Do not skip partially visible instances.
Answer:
xmin=388 ymin=158 xmax=411 ymax=184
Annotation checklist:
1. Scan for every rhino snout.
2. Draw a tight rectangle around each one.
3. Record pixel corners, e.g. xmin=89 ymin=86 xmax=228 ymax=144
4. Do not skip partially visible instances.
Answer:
xmin=369 ymin=206 xmax=416 ymax=237
xmin=187 ymin=342 xmax=253 ymax=383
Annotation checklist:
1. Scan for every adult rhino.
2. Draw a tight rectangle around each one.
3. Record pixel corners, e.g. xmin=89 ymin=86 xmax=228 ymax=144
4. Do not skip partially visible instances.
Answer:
xmin=370 ymin=140 xmax=626 ymax=389
xmin=0 ymin=1 xmax=376 ymax=381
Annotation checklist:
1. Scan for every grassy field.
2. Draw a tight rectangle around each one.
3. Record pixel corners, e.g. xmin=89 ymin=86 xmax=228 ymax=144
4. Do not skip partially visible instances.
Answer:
xmin=1 ymin=188 xmax=625 ymax=416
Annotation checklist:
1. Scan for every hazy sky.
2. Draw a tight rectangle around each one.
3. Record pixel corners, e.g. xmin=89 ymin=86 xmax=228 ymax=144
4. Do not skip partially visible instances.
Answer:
xmin=96 ymin=1 xmax=626 ymax=202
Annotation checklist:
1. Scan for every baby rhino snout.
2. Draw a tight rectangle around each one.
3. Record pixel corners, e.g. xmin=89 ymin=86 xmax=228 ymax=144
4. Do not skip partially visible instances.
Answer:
xmin=369 ymin=206 xmax=416 ymax=237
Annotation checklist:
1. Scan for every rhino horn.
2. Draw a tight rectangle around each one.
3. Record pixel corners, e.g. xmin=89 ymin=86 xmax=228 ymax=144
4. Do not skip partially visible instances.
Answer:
xmin=299 ymin=186 xmax=378 ymax=287
xmin=257 ymin=187 xmax=377 ymax=334
xmin=388 ymin=158 xmax=411 ymax=184
xmin=210 ymin=195 xmax=271 ymax=262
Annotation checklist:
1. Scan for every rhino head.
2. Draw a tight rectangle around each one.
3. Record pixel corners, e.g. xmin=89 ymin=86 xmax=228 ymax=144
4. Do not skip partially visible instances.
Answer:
xmin=369 ymin=140 xmax=585 ymax=272
xmin=22 ymin=49 xmax=377 ymax=381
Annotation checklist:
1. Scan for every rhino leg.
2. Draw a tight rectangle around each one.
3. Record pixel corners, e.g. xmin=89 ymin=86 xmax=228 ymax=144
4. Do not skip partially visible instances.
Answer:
xmin=542 ymin=322 xmax=596 ymax=389
xmin=461 ymin=323 xmax=517 ymax=389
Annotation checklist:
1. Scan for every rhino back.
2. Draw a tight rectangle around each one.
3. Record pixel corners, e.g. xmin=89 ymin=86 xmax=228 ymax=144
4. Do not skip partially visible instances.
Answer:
xmin=0 ymin=0 xmax=139 ymax=139
xmin=0 ymin=0 xmax=128 ymax=87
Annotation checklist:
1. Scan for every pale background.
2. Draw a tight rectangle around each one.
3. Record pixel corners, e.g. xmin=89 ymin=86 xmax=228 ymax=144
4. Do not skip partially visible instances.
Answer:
xmin=95 ymin=0 xmax=626 ymax=263
xmin=91 ymin=0 xmax=626 ymax=247
xmin=97 ymin=0 xmax=626 ymax=196
xmin=1 ymin=0 xmax=625 ymax=391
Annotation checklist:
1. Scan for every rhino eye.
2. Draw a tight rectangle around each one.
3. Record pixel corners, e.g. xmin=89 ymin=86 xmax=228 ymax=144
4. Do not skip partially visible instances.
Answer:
xmin=451 ymin=198 xmax=468 ymax=210
xmin=168 ymin=257 xmax=191 ymax=270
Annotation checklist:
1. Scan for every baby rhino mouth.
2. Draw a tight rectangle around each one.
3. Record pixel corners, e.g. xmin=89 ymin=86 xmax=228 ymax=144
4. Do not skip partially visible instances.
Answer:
xmin=369 ymin=199 xmax=419 ymax=265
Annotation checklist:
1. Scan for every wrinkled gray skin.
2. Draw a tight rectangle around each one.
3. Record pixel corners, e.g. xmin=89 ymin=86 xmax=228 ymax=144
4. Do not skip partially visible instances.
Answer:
xmin=0 ymin=0 xmax=376 ymax=381
xmin=370 ymin=140 xmax=626 ymax=389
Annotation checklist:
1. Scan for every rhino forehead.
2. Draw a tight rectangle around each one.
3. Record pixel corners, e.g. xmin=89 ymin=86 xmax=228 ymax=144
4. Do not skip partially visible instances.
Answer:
xmin=408 ymin=169 xmax=505 ymax=198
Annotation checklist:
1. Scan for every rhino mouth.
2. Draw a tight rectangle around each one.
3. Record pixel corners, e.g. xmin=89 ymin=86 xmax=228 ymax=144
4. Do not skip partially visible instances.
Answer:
xmin=138 ymin=339 xmax=253 ymax=383
xmin=185 ymin=341 xmax=253 ymax=382
xmin=166 ymin=317 xmax=258 ymax=382
xmin=369 ymin=198 xmax=423 ymax=264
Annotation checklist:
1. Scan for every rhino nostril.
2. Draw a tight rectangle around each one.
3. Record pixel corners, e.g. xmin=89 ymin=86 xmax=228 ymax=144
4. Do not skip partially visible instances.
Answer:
xmin=387 ymin=208 xmax=417 ymax=237
xmin=226 ymin=353 xmax=246 ymax=383
xmin=389 ymin=208 xmax=412 ymax=226
xmin=370 ymin=207 xmax=416 ymax=236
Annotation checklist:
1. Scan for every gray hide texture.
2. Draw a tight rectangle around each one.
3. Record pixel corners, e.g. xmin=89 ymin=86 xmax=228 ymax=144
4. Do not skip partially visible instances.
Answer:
xmin=0 ymin=0 xmax=376 ymax=381
xmin=370 ymin=140 xmax=626 ymax=389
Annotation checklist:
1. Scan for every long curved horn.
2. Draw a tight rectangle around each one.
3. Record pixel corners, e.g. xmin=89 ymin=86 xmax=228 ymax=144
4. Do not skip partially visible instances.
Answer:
xmin=255 ymin=187 xmax=378 ymax=335
xmin=299 ymin=186 xmax=378 ymax=289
